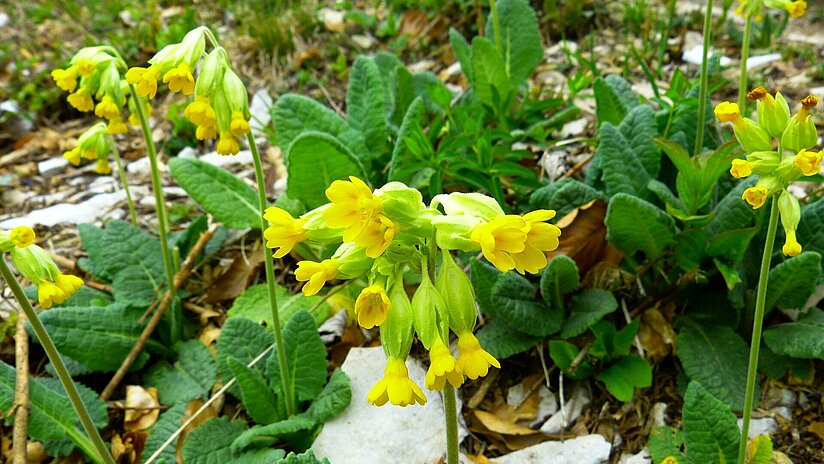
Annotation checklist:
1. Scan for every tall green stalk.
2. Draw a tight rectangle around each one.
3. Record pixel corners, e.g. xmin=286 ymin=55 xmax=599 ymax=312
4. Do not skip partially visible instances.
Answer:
xmin=488 ymin=0 xmax=503 ymax=58
xmin=0 ymin=259 xmax=116 ymax=464
xmin=694 ymin=0 xmax=714 ymax=156
xmin=737 ymin=197 xmax=779 ymax=464
xmin=443 ymin=384 xmax=460 ymax=464
xmin=110 ymin=144 xmax=137 ymax=226
xmin=247 ymin=132 xmax=295 ymax=417
xmin=738 ymin=15 xmax=754 ymax=109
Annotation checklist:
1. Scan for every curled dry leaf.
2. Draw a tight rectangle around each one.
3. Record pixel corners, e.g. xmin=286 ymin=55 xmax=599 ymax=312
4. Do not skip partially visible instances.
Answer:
xmin=205 ymin=245 xmax=264 ymax=302
xmin=549 ymin=199 xmax=623 ymax=280
xmin=111 ymin=431 xmax=147 ymax=464
xmin=124 ymin=385 xmax=160 ymax=431
xmin=638 ymin=304 xmax=676 ymax=360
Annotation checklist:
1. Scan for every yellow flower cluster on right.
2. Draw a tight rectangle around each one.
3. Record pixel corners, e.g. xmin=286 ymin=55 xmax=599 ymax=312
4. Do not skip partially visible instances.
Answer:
xmin=715 ymin=88 xmax=821 ymax=256
xmin=262 ymin=178 xmax=562 ymax=407
xmin=736 ymin=0 xmax=807 ymax=19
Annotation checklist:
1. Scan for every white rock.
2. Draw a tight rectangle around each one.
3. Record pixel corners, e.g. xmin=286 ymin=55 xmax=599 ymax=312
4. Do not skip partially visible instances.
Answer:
xmin=539 ymin=151 xmax=566 ymax=182
xmin=746 ymin=53 xmax=781 ymax=70
xmin=199 ymin=150 xmax=253 ymax=167
xmin=319 ymin=7 xmax=345 ymax=33
xmin=652 ymin=402 xmax=668 ymax=427
xmin=163 ymin=187 xmax=188 ymax=198
xmin=682 ymin=45 xmax=731 ymax=67
xmin=352 ymin=34 xmax=376 ymax=49
xmin=0 ymin=13 xmax=9 ymax=28
xmin=127 ymin=157 xmax=151 ymax=176
xmin=38 ymin=157 xmax=69 ymax=177
xmin=491 ymin=435 xmax=611 ymax=464
xmin=532 ymin=386 xmax=559 ymax=427
xmin=312 ymin=347 xmax=460 ymax=464
xmin=0 ymin=191 xmax=127 ymax=228
xmin=445 ymin=61 xmax=462 ymax=79
xmin=177 ymin=146 xmax=199 ymax=159
xmin=618 ymin=449 xmax=652 ymax=464
xmin=2 ymin=189 xmax=32 ymax=206
xmin=540 ymin=384 xmax=590 ymax=434
xmin=559 ymin=118 xmax=588 ymax=138
xmin=408 ymin=60 xmax=435 ymax=73
xmin=249 ymin=89 xmax=273 ymax=138
xmin=737 ymin=417 xmax=778 ymax=439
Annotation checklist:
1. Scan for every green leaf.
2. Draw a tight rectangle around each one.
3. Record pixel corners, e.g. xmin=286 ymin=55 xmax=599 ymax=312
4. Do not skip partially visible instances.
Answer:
xmin=491 ymin=272 xmax=562 ymax=337
xmin=484 ymin=0 xmax=543 ymax=85
xmin=766 ymin=252 xmax=821 ymax=311
xmin=181 ymin=417 xmax=247 ymax=464
xmin=655 ymin=139 xmax=739 ymax=213
xmin=593 ymin=75 xmax=639 ymax=127
xmin=77 ymin=223 xmax=111 ymax=280
xmin=144 ymin=402 xmax=187 ymax=464
xmin=228 ymin=356 xmax=282 ymax=424
xmin=272 ymin=94 xmax=368 ymax=158
xmin=470 ymin=258 xmax=502 ymax=317
xmin=277 ymin=450 xmax=331 ymax=464
xmin=647 ymin=426 xmax=685 ymax=464
xmin=596 ymin=355 xmax=652 ymax=401
xmin=268 ymin=310 xmax=327 ymax=402
xmin=234 ymin=449 xmax=287 ymax=464
xmin=95 ymin=220 xmax=165 ymax=279
xmin=705 ymin=179 xmax=758 ymax=262
xmin=799 ymin=197 xmax=824 ymax=278
xmin=682 ymin=382 xmax=740 ymax=464
xmin=605 ymin=193 xmax=677 ymax=258
xmin=146 ymin=340 xmax=216 ymax=405
xmin=471 ymin=36 xmax=513 ymax=112
xmin=387 ymin=97 xmax=426 ymax=183
xmin=676 ymin=322 xmax=752 ymax=411
xmin=619 ymin=105 xmax=660 ymax=177
xmin=231 ymin=416 xmax=316 ymax=451
xmin=285 ymin=131 xmax=368 ymax=209
xmin=227 ymin=283 xmax=330 ymax=328
xmin=539 ymin=255 xmax=580 ymax=309
xmin=763 ymin=308 xmax=824 ymax=360
xmin=36 ymin=303 xmax=170 ymax=372
xmin=449 ymin=28 xmax=473 ymax=84
xmin=347 ymin=56 xmax=387 ymax=158
xmin=217 ymin=317 xmax=274 ymax=397
xmin=169 ymin=157 xmax=259 ymax=229
xmin=748 ymin=436 xmax=773 ymax=464
xmin=476 ymin=318 xmax=542 ymax=359
xmin=561 ymin=290 xmax=618 ymax=338
xmin=529 ymin=178 xmax=603 ymax=218
xmin=306 ymin=368 xmax=352 ymax=423
xmin=112 ymin=265 xmax=160 ymax=307
xmin=548 ymin=340 xmax=595 ymax=379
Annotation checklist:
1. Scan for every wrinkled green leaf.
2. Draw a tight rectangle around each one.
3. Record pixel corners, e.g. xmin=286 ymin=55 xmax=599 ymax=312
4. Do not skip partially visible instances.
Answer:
xmin=561 ymin=290 xmax=618 ymax=339
xmin=228 ymin=356 xmax=282 ymax=425
xmin=539 ymin=255 xmax=579 ymax=309
xmin=491 ymin=272 xmax=562 ymax=336
xmin=605 ymin=193 xmax=677 ymax=258
xmin=347 ymin=56 xmax=387 ymax=158
xmin=268 ymin=310 xmax=328 ymax=402
xmin=763 ymin=308 xmax=824 ymax=360
xmin=766 ymin=252 xmax=821 ymax=312
xmin=227 ymin=283 xmax=330 ymax=328
xmin=181 ymin=417 xmax=247 ymax=464
xmin=272 ymin=94 xmax=368 ymax=158
xmin=306 ymin=369 xmax=352 ymax=423
xmin=476 ymin=317 xmax=542 ymax=359
xmin=682 ymin=382 xmax=740 ymax=464
xmin=484 ymin=0 xmax=543 ymax=85
xmin=147 ymin=340 xmax=216 ymax=405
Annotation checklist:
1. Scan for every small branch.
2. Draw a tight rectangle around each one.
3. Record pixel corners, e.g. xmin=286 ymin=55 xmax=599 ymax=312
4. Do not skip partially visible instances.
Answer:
xmin=13 ymin=308 xmax=29 ymax=464
xmin=100 ymin=226 xmax=216 ymax=400
xmin=568 ymin=340 xmax=593 ymax=375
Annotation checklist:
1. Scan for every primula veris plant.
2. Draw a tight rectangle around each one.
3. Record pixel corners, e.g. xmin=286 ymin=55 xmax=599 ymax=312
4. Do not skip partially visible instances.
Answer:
xmin=62 ymin=122 xmax=117 ymax=174
xmin=264 ymin=177 xmax=562 ymax=408
xmin=736 ymin=0 xmax=807 ymax=18
xmin=715 ymin=91 xmax=821 ymax=256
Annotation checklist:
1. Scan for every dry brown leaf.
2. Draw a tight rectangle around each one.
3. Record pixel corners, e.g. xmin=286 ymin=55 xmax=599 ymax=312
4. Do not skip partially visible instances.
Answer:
xmin=26 ymin=441 xmax=49 ymax=463
xmin=549 ymin=199 xmax=623 ymax=279
xmin=205 ymin=245 xmax=264 ymax=302
xmin=123 ymin=386 xmax=160 ymax=431
xmin=473 ymin=411 xmax=540 ymax=436
xmin=176 ymin=398 xmax=219 ymax=462
xmin=807 ymin=422 xmax=824 ymax=442
xmin=465 ymin=455 xmax=493 ymax=464
xmin=399 ymin=11 xmax=429 ymax=38
xmin=638 ymin=304 xmax=676 ymax=360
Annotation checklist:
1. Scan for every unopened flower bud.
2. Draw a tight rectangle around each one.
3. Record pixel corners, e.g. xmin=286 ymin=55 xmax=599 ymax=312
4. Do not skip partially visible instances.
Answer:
xmin=778 ymin=190 xmax=802 ymax=256
xmin=782 ymin=95 xmax=819 ymax=152
xmin=436 ymin=251 xmax=477 ymax=334
xmin=749 ymin=87 xmax=790 ymax=138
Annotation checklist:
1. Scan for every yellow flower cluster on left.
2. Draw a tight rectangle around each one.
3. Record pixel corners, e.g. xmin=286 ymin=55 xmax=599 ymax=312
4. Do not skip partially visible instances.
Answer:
xmin=716 ymin=89 xmax=821 ymax=256
xmin=62 ymin=122 xmax=117 ymax=174
xmin=0 ymin=227 xmax=83 ymax=308
xmin=263 ymin=178 xmax=562 ymax=407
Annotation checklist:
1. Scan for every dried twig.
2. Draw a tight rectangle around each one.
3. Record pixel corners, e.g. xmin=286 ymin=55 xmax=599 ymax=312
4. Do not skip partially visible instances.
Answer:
xmin=100 ymin=226 xmax=217 ymax=400
xmin=13 ymin=308 xmax=29 ymax=464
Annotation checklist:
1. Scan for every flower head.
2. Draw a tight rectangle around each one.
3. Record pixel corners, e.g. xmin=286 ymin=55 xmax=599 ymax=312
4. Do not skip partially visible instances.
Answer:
xmin=94 ymin=159 xmax=112 ymax=175
xmin=786 ymin=0 xmax=806 ymax=18
xmin=714 ymin=101 xmax=742 ymax=125
xmin=356 ymin=215 xmax=398 ymax=259
xmin=367 ymin=358 xmax=427 ymax=407
xmin=742 ymin=186 xmax=769 ymax=209
xmin=730 ymin=159 xmax=754 ymax=179
xmin=162 ymin=62 xmax=195 ymax=95
xmin=51 ymin=66 xmax=78 ymax=92
xmin=426 ymin=338 xmax=463 ymax=390
xmin=10 ymin=226 xmax=35 ymax=248
xmin=354 ymin=284 xmax=391 ymax=329
xmin=511 ymin=210 xmax=561 ymax=275
xmin=230 ymin=110 xmax=251 ymax=137
xmin=323 ymin=177 xmax=382 ymax=242
xmin=783 ymin=230 xmax=802 ymax=256
xmin=216 ymin=131 xmax=240 ymax=156
xmin=263 ymin=207 xmax=308 ymax=258
xmin=456 ymin=331 xmax=500 ymax=380
xmin=9 ymin=244 xmax=84 ymax=308
xmin=793 ymin=149 xmax=822 ymax=176
xmin=125 ymin=66 xmax=161 ymax=99
xmin=295 ymin=258 xmax=340 ymax=296
xmin=94 ymin=95 xmax=121 ymax=120
xmin=75 ymin=58 xmax=96 ymax=77
xmin=470 ymin=215 xmax=528 ymax=272
xmin=67 ymin=87 xmax=94 ymax=112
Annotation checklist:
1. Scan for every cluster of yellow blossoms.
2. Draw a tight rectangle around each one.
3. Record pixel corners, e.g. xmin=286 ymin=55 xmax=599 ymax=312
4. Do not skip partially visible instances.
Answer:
xmin=736 ymin=0 xmax=807 ymax=19
xmin=61 ymin=122 xmax=118 ymax=174
xmin=715 ymin=88 xmax=821 ymax=256
xmin=263 ymin=177 xmax=561 ymax=406
xmin=0 ymin=227 xmax=83 ymax=308
xmin=126 ymin=27 xmax=252 ymax=155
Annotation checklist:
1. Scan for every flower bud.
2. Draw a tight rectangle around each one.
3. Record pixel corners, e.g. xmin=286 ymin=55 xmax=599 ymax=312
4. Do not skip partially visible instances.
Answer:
xmin=222 ymin=68 xmax=249 ymax=117
xmin=195 ymin=48 xmax=225 ymax=98
xmin=333 ymin=242 xmax=373 ymax=279
xmin=748 ymin=87 xmax=790 ymax=138
xmin=431 ymin=192 xmax=505 ymax=222
xmin=411 ymin=264 xmax=447 ymax=350
xmin=436 ymin=251 xmax=477 ymax=334
xmin=781 ymin=95 xmax=819 ymax=153
xmin=381 ymin=275 xmax=414 ymax=359
xmin=432 ymin=215 xmax=481 ymax=252
xmin=778 ymin=190 xmax=802 ymax=256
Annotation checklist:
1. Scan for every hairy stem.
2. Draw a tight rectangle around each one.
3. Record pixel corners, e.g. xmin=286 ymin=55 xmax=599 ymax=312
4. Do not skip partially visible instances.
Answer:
xmin=738 ymin=15 xmax=753 ymax=110
xmin=111 ymin=145 xmax=137 ymax=226
xmin=694 ymin=0 xmax=714 ymax=156
xmin=443 ymin=384 xmax=460 ymax=464
xmin=13 ymin=307 xmax=29 ymax=464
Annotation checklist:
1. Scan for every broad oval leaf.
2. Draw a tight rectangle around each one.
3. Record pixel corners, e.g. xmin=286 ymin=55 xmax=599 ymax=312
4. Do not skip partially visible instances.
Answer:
xmin=491 ymin=272 xmax=562 ymax=337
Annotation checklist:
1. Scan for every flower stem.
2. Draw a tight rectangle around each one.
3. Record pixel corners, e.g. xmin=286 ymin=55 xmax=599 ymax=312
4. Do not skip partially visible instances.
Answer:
xmin=110 ymin=144 xmax=137 ymax=226
xmin=694 ymin=0 xmax=714 ymax=156
xmin=246 ymin=132 xmax=295 ymax=417
xmin=128 ymin=86 xmax=179 ymax=340
xmin=443 ymin=384 xmax=460 ymax=464
xmin=737 ymin=197 xmax=779 ymax=464
xmin=488 ymin=0 xmax=503 ymax=59
xmin=738 ymin=15 xmax=753 ymax=110
xmin=0 ymin=258 xmax=116 ymax=464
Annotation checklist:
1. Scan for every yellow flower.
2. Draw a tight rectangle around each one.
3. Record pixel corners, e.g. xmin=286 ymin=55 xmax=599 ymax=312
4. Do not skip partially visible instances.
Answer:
xmin=51 ymin=66 xmax=78 ymax=92
xmin=125 ymin=66 xmax=161 ymax=99
xmin=196 ymin=125 xmax=217 ymax=140
xmin=63 ymin=147 xmax=82 ymax=166
xmin=263 ymin=207 xmax=308 ymax=258
xmin=75 ymin=59 xmax=96 ymax=77
xmin=323 ymin=176 xmax=382 ymax=242
xmin=355 ymin=215 xmax=398 ymax=259
xmin=94 ymin=159 xmax=112 ymax=175
xmin=367 ymin=358 xmax=427 ymax=407
xmin=354 ymin=284 xmax=391 ymax=329
xmin=81 ymin=149 xmax=97 ymax=161
xmin=786 ymin=0 xmax=806 ymax=18
xmin=714 ymin=101 xmax=743 ymax=126
xmin=742 ymin=186 xmax=769 ymax=209
xmin=94 ymin=95 xmax=120 ymax=120
xmin=38 ymin=281 xmax=67 ymax=308
xmin=230 ymin=110 xmax=251 ymax=137
xmin=425 ymin=338 xmax=463 ymax=390
xmin=216 ymin=132 xmax=240 ymax=156
xmin=10 ymin=226 xmax=35 ymax=248
xmin=67 ymin=88 xmax=94 ymax=112
xmin=730 ymin=159 xmax=754 ymax=179
xmin=456 ymin=331 xmax=500 ymax=380
xmin=511 ymin=210 xmax=561 ymax=275
xmin=783 ymin=230 xmax=802 ymax=256
xmin=128 ymin=102 xmax=152 ymax=126
xmin=184 ymin=97 xmax=217 ymax=127
xmin=469 ymin=215 xmax=528 ymax=272
xmin=162 ymin=62 xmax=195 ymax=95
xmin=661 ymin=457 xmax=678 ymax=464
xmin=55 ymin=273 xmax=83 ymax=296
xmin=106 ymin=118 xmax=127 ymax=134
xmin=793 ymin=149 xmax=822 ymax=176
xmin=295 ymin=258 xmax=340 ymax=296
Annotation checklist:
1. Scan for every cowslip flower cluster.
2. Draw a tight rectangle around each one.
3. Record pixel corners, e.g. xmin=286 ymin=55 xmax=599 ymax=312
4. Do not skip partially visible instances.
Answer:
xmin=126 ymin=27 xmax=252 ymax=155
xmin=0 ymin=227 xmax=83 ymax=308
xmin=263 ymin=177 xmax=561 ymax=406
xmin=715 ymin=88 xmax=821 ymax=256
xmin=736 ymin=0 xmax=807 ymax=19
xmin=51 ymin=46 xmax=139 ymax=134
xmin=62 ymin=122 xmax=117 ymax=174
